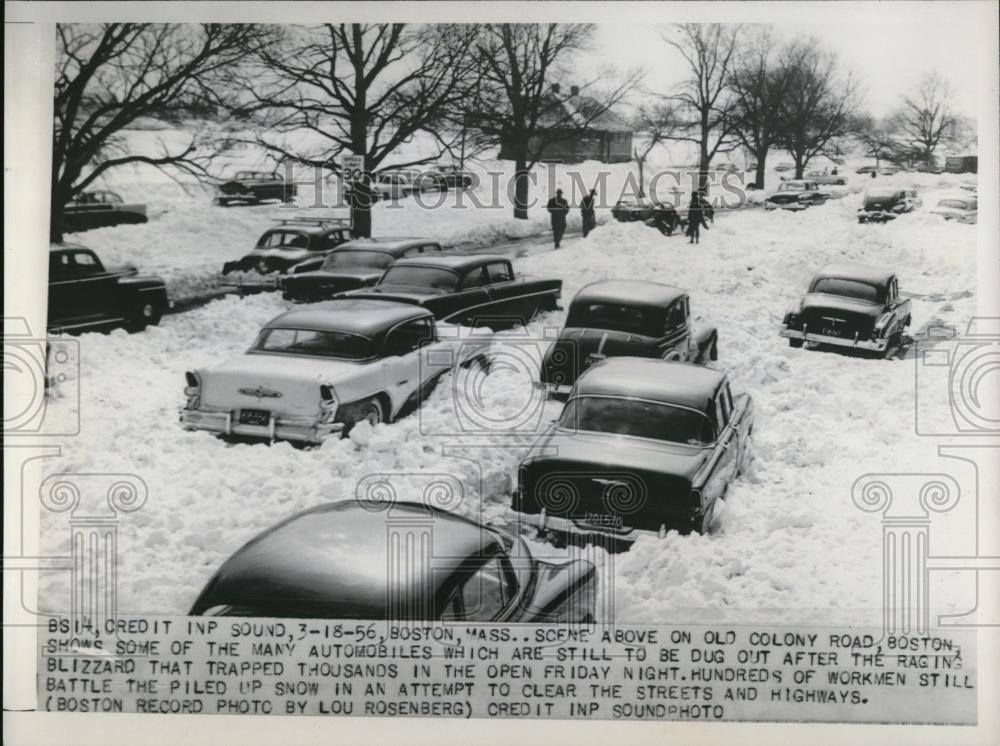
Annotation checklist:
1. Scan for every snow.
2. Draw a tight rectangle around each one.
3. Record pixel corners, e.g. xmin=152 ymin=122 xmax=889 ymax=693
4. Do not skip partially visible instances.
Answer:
xmin=39 ymin=137 xmax=979 ymax=623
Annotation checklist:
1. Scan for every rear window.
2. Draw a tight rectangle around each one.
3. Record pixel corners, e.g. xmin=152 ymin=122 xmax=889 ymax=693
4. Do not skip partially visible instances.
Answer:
xmin=567 ymin=302 xmax=647 ymax=333
xmin=559 ymin=396 xmax=714 ymax=445
xmin=810 ymin=278 xmax=882 ymax=303
xmin=253 ymin=328 xmax=373 ymax=360
xmin=379 ymin=266 xmax=458 ymax=290
xmin=323 ymin=250 xmax=394 ymax=269
xmin=259 ymin=231 xmax=311 ymax=249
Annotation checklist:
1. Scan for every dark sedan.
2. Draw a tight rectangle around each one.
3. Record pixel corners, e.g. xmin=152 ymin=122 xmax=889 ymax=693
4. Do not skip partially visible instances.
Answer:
xmin=221 ymin=218 xmax=353 ymax=277
xmin=857 ymin=188 xmax=921 ymax=223
xmin=279 ymin=239 xmax=443 ymax=302
xmin=190 ymin=501 xmax=597 ymax=622
xmin=514 ymin=358 xmax=753 ymax=548
xmin=339 ymin=255 xmax=562 ymax=328
xmin=764 ymin=180 xmax=830 ymax=211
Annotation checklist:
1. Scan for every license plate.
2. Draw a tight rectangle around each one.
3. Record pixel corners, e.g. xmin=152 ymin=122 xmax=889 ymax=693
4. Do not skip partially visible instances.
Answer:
xmin=577 ymin=513 xmax=624 ymax=529
xmin=239 ymin=408 xmax=271 ymax=426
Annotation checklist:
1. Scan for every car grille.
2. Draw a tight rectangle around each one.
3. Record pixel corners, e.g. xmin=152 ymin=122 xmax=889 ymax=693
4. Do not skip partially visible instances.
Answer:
xmin=239 ymin=408 xmax=271 ymax=426
xmin=802 ymin=310 xmax=875 ymax=339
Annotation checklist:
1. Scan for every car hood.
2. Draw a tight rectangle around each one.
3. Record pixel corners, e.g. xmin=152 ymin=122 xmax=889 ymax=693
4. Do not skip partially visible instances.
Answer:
xmin=800 ymin=293 xmax=883 ymax=319
xmin=519 ymin=559 xmax=596 ymax=623
xmin=197 ymin=352 xmax=362 ymax=414
xmin=527 ymin=427 xmax=709 ymax=481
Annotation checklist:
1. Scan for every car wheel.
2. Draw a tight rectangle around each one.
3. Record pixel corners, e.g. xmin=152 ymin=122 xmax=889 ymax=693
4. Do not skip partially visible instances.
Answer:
xmin=789 ymin=338 xmax=804 ymax=349
xmin=342 ymin=397 xmax=386 ymax=436
xmin=127 ymin=300 xmax=163 ymax=332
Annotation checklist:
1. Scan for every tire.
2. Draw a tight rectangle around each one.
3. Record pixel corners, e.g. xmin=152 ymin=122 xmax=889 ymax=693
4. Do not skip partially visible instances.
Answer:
xmin=127 ymin=299 xmax=163 ymax=332
xmin=707 ymin=335 xmax=719 ymax=362
xmin=342 ymin=397 xmax=385 ymax=436
xmin=789 ymin=338 xmax=803 ymax=349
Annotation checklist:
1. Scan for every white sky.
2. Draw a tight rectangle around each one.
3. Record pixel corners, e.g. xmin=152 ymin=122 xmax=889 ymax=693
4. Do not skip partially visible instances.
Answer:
xmin=591 ymin=17 xmax=982 ymax=119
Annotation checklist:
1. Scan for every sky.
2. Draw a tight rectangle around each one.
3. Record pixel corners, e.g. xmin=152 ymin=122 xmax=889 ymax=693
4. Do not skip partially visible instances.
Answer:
xmin=590 ymin=16 xmax=982 ymax=119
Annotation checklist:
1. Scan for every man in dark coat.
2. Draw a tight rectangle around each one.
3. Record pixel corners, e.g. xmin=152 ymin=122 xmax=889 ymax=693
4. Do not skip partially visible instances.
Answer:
xmin=685 ymin=191 xmax=710 ymax=244
xmin=580 ymin=189 xmax=597 ymax=238
xmin=547 ymin=189 xmax=570 ymax=248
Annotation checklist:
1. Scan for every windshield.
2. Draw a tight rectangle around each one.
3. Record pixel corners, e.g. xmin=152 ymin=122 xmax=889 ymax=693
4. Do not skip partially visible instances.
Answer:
xmin=559 ymin=396 xmax=715 ymax=445
xmin=323 ymin=250 xmax=394 ymax=269
xmin=379 ymin=265 xmax=458 ymax=290
xmin=810 ymin=278 xmax=882 ymax=303
xmin=938 ymin=199 xmax=972 ymax=210
xmin=567 ymin=302 xmax=648 ymax=333
xmin=864 ymin=190 xmax=901 ymax=204
xmin=778 ymin=182 xmax=807 ymax=192
xmin=258 ymin=231 xmax=311 ymax=250
xmin=253 ymin=327 xmax=373 ymax=359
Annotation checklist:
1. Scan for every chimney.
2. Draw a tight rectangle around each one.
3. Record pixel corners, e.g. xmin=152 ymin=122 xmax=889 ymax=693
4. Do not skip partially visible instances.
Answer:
xmin=551 ymin=83 xmax=560 ymax=94
xmin=570 ymin=85 xmax=579 ymax=96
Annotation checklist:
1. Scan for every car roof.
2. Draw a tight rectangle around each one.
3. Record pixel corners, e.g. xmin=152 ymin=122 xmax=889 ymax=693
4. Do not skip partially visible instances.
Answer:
xmin=50 ymin=242 xmax=93 ymax=253
xmin=572 ymin=280 xmax=685 ymax=309
xmin=814 ymin=262 xmax=895 ymax=286
xmin=391 ymin=254 xmax=509 ymax=271
xmin=335 ymin=238 xmax=436 ymax=255
xmin=865 ymin=187 xmax=905 ymax=197
xmin=264 ymin=223 xmax=342 ymax=235
xmin=198 ymin=501 xmax=502 ymax=617
xmin=264 ymin=299 xmax=432 ymax=334
xmin=573 ymin=357 xmax=725 ymax=410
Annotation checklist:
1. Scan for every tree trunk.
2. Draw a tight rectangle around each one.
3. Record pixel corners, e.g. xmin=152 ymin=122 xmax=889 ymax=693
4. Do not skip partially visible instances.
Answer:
xmin=637 ymin=158 xmax=646 ymax=198
xmin=794 ymin=157 xmax=805 ymax=180
xmin=513 ymin=157 xmax=530 ymax=220
xmin=350 ymin=181 xmax=373 ymax=238
xmin=754 ymin=157 xmax=767 ymax=190
xmin=698 ymin=150 xmax=711 ymax=193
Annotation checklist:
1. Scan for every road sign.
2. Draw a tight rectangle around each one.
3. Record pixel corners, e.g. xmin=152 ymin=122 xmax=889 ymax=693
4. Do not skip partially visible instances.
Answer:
xmin=341 ymin=154 xmax=365 ymax=181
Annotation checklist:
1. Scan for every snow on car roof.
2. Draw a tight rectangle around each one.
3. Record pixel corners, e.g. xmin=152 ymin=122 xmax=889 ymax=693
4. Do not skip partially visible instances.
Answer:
xmin=335 ymin=238 xmax=434 ymax=255
xmin=573 ymin=280 xmax=685 ymax=309
xmin=264 ymin=298 xmax=432 ymax=335
xmin=573 ymin=357 xmax=725 ymax=411
xmin=193 ymin=501 xmax=502 ymax=618
xmin=392 ymin=254 xmax=509 ymax=270
xmin=815 ymin=262 xmax=895 ymax=286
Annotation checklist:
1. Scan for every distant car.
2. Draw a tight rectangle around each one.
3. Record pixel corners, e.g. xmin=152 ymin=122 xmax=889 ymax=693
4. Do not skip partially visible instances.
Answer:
xmin=913 ymin=162 xmax=944 ymax=174
xmin=779 ymin=262 xmax=911 ymax=357
xmin=764 ymin=181 xmax=830 ymax=210
xmin=612 ymin=196 xmax=685 ymax=234
xmin=339 ymin=255 xmax=562 ymax=328
xmin=372 ymin=170 xmax=440 ymax=200
xmin=857 ymin=188 xmax=921 ymax=223
xmin=48 ymin=244 xmax=168 ymax=333
xmin=774 ymin=162 xmax=794 ymax=172
xmin=279 ymin=239 xmax=444 ymax=303
xmin=514 ymin=358 xmax=753 ymax=545
xmin=855 ymin=165 xmax=878 ymax=175
xmin=221 ymin=218 xmax=353 ymax=276
xmin=539 ymin=280 xmax=718 ymax=398
xmin=930 ymin=195 xmax=978 ymax=224
xmin=190 ymin=501 xmax=597 ymax=622
xmin=62 ymin=190 xmax=148 ymax=233
xmin=878 ymin=165 xmax=901 ymax=175
xmin=217 ymin=170 xmax=296 ymax=206
xmin=716 ymin=163 xmax=741 ymax=173
xmin=425 ymin=165 xmax=477 ymax=189
xmin=805 ymin=170 xmax=847 ymax=186
xmin=180 ymin=299 xmax=481 ymax=442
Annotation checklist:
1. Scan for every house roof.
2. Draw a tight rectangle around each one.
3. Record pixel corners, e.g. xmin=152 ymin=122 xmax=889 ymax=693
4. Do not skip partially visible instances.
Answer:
xmin=536 ymin=91 xmax=632 ymax=133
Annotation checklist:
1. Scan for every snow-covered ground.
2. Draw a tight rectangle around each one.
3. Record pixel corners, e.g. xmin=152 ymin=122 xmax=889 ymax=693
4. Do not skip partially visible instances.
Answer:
xmin=38 ymin=158 xmax=978 ymax=624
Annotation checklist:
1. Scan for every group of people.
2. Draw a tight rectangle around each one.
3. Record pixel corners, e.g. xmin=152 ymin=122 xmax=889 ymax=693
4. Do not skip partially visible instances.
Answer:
xmin=545 ymin=188 xmax=712 ymax=248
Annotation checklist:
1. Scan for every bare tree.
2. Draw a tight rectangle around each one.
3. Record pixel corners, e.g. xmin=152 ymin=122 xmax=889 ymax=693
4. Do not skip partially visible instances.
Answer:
xmin=728 ymin=28 xmax=792 ymax=189
xmin=852 ymin=114 xmax=901 ymax=168
xmin=777 ymin=38 xmax=859 ymax=179
xmin=631 ymin=102 xmax=683 ymax=197
xmin=467 ymin=24 xmax=640 ymax=219
xmin=892 ymin=72 xmax=959 ymax=163
xmin=52 ymin=23 xmax=271 ymax=242
xmin=660 ymin=23 xmax=742 ymax=192
xmin=249 ymin=24 xmax=478 ymax=237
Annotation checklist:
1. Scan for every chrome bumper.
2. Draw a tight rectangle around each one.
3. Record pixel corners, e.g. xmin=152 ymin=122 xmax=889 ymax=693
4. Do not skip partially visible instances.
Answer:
xmin=179 ymin=408 xmax=343 ymax=443
xmin=523 ymin=511 xmax=645 ymax=543
xmin=535 ymin=381 xmax=573 ymax=398
xmin=780 ymin=327 xmax=888 ymax=351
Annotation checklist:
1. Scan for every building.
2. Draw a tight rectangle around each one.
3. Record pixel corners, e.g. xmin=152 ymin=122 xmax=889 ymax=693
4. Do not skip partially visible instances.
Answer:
xmin=499 ymin=84 xmax=633 ymax=165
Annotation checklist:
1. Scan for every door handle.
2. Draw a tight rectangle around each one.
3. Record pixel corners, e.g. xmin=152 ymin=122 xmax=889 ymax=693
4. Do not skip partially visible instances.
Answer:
xmin=396 ymin=379 xmax=409 ymax=385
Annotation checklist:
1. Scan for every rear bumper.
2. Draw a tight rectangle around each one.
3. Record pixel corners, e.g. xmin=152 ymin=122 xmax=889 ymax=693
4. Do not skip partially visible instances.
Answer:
xmin=179 ymin=408 xmax=342 ymax=443
xmin=780 ymin=327 xmax=888 ymax=351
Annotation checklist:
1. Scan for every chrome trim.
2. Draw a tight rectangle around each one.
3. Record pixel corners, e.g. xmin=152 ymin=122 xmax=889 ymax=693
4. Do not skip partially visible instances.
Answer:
xmin=780 ymin=327 xmax=888 ymax=350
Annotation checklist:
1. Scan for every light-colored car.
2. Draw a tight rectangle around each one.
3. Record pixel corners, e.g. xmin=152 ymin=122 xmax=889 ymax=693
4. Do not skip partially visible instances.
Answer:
xmin=774 ymin=162 xmax=794 ymax=172
xmin=805 ymin=169 xmax=847 ymax=186
xmin=180 ymin=299 xmax=482 ymax=443
xmin=930 ymin=195 xmax=978 ymax=224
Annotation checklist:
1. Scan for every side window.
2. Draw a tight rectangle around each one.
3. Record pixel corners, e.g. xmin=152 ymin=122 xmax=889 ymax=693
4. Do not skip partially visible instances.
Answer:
xmin=664 ymin=299 xmax=687 ymax=333
xmin=73 ymin=251 xmax=101 ymax=274
xmin=460 ymin=265 xmax=490 ymax=289
xmin=384 ymin=318 xmax=434 ymax=357
xmin=485 ymin=262 xmax=513 ymax=283
xmin=50 ymin=253 xmax=72 ymax=279
xmin=441 ymin=556 xmax=512 ymax=622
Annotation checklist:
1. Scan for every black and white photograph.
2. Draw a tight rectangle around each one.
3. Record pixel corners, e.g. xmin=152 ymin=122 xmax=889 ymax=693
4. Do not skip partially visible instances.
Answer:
xmin=4 ymin=1 xmax=998 ymax=744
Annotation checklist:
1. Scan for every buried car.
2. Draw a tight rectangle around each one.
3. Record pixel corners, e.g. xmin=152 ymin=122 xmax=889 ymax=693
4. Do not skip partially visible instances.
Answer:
xmin=61 ymin=190 xmax=148 ymax=233
xmin=764 ymin=180 xmax=830 ymax=210
xmin=279 ymin=239 xmax=443 ymax=302
xmin=857 ymin=187 xmax=921 ymax=223
xmin=513 ymin=358 xmax=753 ymax=546
xmin=49 ymin=244 xmax=168 ymax=333
xmin=779 ymin=262 xmax=911 ymax=357
xmin=539 ymin=280 xmax=718 ymax=398
xmin=930 ymin=195 xmax=978 ymax=224
xmin=339 ymin=255 xmax=562 ymax=328
xmin=180 ymin=299 xmax=482 ymax=443
xmin=221 ymin=218 xmax=353 ymax=276
xmin=190 ymin=501 xmax=596 ymax=622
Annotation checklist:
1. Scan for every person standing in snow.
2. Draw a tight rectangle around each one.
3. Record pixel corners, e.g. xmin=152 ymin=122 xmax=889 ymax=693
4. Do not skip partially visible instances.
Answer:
xmin=547 ymin=189 xmax=570 ymax=248
xmin=685 ymin=191 xmax=710 ymax=244
xmin=580 ymin=189 xmax=597 ymax=238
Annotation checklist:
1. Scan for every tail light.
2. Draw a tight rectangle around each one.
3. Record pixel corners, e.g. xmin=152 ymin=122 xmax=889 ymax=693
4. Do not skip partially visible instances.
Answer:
xmin=318 ymin=384 xmax=338 ymax=423
xmin=184 ymin=371 xmax=201 ymax=409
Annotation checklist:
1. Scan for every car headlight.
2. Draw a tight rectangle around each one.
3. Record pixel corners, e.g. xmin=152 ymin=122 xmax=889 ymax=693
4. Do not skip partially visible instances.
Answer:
xmin=318 ymin=384 xmax=339 ymax=423
xmin=184 ymin=370 xmax=201 ymax=409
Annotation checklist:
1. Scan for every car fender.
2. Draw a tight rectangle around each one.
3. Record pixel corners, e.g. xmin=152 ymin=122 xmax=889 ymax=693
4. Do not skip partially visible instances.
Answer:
xmin=691 ymin=325 xmax=718 ymax=361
